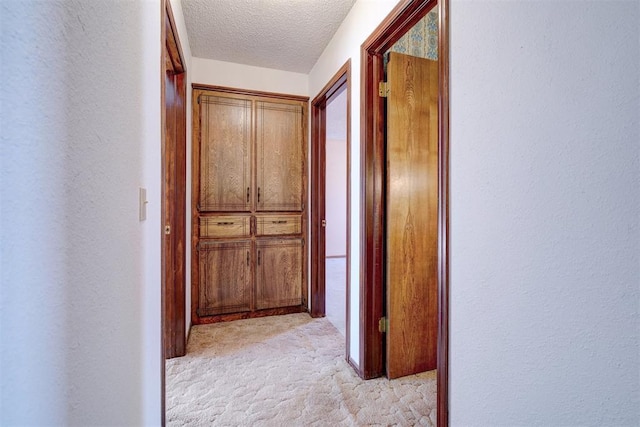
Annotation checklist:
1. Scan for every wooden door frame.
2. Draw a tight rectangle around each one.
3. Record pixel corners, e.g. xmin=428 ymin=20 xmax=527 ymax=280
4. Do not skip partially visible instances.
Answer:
xmin=310 ymin=60 xmax=352 ymax=362
xmin=359 ymin=0 xmax=449 ymax=425
xmin=161 ymin=0 xmax=187 ymax=364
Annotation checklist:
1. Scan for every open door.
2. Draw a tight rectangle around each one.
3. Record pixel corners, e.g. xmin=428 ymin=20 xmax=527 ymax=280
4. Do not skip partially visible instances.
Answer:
xmin=385 ymin=51 xmax=438 ymax=379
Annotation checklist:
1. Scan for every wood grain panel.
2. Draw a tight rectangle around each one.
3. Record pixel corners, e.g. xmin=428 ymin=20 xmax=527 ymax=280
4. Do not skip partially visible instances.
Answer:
xmin=386 ymin=52 xmax=438 ymax=378
xmin=255 ymin=238 xmax=303 ymax=309
xmin=256 ymin=215 xmax=302 ymax=236
xmin=199 ymin=215 xmax=251 ymax=238
xmin=256 ymin=101 xmax=304 ymax=212
xmin=198 ymin=240 xmax=252 ymax=316
xmin=200 ymin=95 xmax=251 ymax=212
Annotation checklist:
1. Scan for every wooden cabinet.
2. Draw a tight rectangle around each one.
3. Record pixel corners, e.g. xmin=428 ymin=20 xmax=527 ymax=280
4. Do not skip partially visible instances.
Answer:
xmin=192 ymin=85 xmax=308 ymax=323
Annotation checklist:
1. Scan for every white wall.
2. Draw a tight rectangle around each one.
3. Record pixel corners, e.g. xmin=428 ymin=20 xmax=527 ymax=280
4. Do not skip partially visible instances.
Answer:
xmin=0 ymin=1 xmax=162 ymax=425
xmin=169 ymin=0 xmax=194 ymax=339
xmin=325 ymin=138 xmax=348 ymax=257
xmin=308 ymin=0 xmax=399 ymax=366
xmin=192 ymin=57 xmax=308 ymax=96
xmin=449 ymin=1 xmax=640 ymax=425
xmin=325 ymin=89 xmax=348 ymax=257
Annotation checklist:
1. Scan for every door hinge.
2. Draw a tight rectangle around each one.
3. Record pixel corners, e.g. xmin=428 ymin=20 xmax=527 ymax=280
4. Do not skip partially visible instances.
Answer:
xmin=378 ymin=81 xmax=389 ymax=98
xmin=197 ymin=94 xmax=201 ymax=104
xmin=378 ymin=316 xmax=388 ymax=333
xmin=302 ymin=238 xmax=305 ymax=247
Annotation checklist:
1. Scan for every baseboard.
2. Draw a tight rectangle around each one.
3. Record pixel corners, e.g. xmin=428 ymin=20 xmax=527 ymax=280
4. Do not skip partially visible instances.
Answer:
xmin=193 ymin=305 xmax=307 ymax=325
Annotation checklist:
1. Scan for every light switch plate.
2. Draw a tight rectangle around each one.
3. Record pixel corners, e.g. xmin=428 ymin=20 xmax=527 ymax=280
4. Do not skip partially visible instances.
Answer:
xmin=139 ymin=188 xmax=147 ymax=221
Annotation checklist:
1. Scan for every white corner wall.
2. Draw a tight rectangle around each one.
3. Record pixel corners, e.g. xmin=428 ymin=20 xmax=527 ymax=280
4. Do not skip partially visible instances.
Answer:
xmin=449 ymin=1 xmax=640 ymax=425
xmin=192 ymin=57 xmax=308 ymax=96
xmin=308 ymin=0 xmax=399 ymax=367
xmin=1 ymin=1 xmax=162 ymax=425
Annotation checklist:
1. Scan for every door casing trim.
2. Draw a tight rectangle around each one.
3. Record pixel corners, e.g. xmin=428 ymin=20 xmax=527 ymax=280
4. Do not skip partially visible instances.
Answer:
xmin=359 ymin=0 xmax=449 ymax=425
xmin=310 ymin=60 xmax=352 ymax=364
xmin=161 ymin=0 xmax=188 ymax=423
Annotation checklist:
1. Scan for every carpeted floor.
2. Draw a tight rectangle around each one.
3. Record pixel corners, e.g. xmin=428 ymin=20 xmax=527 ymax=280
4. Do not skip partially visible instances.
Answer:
xmin=166 ymin=313 xmax=437 ymax=426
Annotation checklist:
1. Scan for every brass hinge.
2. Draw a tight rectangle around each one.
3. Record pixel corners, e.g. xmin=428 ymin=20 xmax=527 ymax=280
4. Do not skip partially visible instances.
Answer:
xmin=378 ymin=316 xmax=388 ymax=333
xmin=378 ymin=81 xmax=389 ymax=98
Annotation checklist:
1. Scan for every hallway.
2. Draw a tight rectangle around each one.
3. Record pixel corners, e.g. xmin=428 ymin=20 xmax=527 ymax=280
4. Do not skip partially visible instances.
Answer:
xmin=166 ymin=314 xmax=437 ymax=426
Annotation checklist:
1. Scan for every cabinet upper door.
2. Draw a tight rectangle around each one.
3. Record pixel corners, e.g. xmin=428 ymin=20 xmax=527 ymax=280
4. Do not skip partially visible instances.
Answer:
xmin=255 ymin=101 xmax=304 ymax=212
xmin=200 ymin=95 xmax=252 ymax=212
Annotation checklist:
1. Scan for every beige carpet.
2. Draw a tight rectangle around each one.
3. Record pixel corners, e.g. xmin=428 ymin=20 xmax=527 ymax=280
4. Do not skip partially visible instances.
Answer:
xmin=166 ymin=313 xmax=437 ymax=426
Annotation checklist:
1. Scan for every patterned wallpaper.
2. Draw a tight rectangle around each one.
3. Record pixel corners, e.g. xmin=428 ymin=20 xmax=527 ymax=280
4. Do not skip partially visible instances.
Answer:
xmin=389 ymin=8 xmax=438 ymax=61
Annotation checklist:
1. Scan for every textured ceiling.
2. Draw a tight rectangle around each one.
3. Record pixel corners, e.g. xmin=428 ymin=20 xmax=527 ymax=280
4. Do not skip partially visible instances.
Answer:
xmin=182 ymin=0 xmax=357 ymax=73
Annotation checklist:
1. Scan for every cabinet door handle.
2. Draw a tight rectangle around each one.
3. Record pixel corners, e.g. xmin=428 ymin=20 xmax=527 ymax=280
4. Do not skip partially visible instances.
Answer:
xmin=246 ymin=187 xmax=250 ymax=203
xmin=257 ymin=250 xmax=261 ymax=266
xmin=216 ymin=222 xmax=234 ymax=226
xmin=257 ymin=187 xmax=260 ymax=203
xmin=272 ymin=220 xmax=287 ymax=224
xmin=246 ymin=251 xmax=249 ymax=266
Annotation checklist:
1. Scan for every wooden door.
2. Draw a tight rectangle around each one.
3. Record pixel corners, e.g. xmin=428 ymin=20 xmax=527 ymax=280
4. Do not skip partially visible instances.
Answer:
xmin=163 ymin=68 xmax=187 ymax=359
xmin=199 ymin=95 xmax=252 ymax=212
xmin=385 ymin=52 xmax=439 ymax=379
xmin=256 ymin=101 xmax=304 ymax=212
xmin=198 ymin=240 xmax=253 ymax=316
xmin=255 ymin=238 xmax=303 ymax=309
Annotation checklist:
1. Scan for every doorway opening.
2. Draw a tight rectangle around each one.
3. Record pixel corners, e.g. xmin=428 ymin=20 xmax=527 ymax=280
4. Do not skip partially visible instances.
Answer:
xmin=310 ymin=60 xmax=353 ymax=365
xmin=360 ymin=0 xmax=449 ymax=425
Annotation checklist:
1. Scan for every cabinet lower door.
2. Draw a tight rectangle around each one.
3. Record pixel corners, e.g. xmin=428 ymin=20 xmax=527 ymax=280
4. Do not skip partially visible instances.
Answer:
xmin=256 ymin=238 xmax=303 ymax=310
xmin=198 ymin=240 xmax=252 ymax=316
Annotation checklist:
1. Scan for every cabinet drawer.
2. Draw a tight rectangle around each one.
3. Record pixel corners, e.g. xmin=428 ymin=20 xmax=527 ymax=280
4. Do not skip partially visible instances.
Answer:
xmin=200 ymin=216 xmax=250 ymax=238
xmin=256 ymin=215 xmax=302 ymax=236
